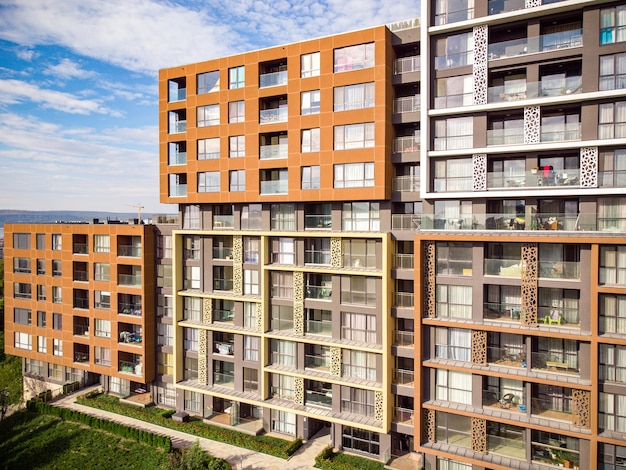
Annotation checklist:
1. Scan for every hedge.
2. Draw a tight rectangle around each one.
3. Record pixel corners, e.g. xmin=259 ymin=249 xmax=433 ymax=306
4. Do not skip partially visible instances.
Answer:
xmin=314 ymin=445 xmax=385 ymax=470
xmin=77 ymin=392 xmax=302 ymax=458
xmin=26 ymin=400 xmax=172 ymax=452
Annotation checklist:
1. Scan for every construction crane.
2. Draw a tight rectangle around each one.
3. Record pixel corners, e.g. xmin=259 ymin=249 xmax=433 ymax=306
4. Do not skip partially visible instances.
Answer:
xmin=126 ymin=203 xmax=145 ymax=221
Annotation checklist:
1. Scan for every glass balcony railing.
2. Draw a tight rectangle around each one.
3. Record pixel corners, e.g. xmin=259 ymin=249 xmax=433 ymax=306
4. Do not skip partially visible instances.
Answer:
xmin=169 ymin=121 xmax=186 ymax=133
xmin=489 ymin=29 xmax=582 ymax=61
xmin=260 ymin=71 xmax=287 ymax=88
xmin=119 ymin=303 xmax=142 ymax=316
xmin=213 ymin=309 xmax=234 ymax=323
xmin=487 ymin=169 xmax=581 ymax=189
xmin=213 ymin=372 xmax=235 ymax=388
xmin=305 ymin=354 xmax=330 ymax=371
xmin=169 ymin=184 xmax=187 ymax=197
xmin=395 ymin=292 xmax=414 ymax=308
xmin=488 ymin=346 xmax=526 ymax=368
xmin=119 ymin=361 xmax=142 ymax=375
xmin=394 ymin=330 xmax=414 ymax=347
xmin=538 ymin=260 xmax=580 ymax=280
xmin=435 ymin=8 xmax=473 ymax=25
xmin=488 ymin=0 xmax=524 ymax=15
xmin=118 ymin=245 xmax=141 ymax=257
xmin=213 ymin=215 xmax=234 ymax=229
xmin=169 ymin=88 xmax=186 ymax=102
xmin=487 ymin=128 xmax=524 ymax=146
xmin=393 ymin=407 xmax=413 ymax=424
xmin=306 ymin=285 xmax=332 ymax=300
xmin=213 ymin=246 xmax=233 ymax=259
xmin=306 ymin=390 xmax=332 ymax=408
xmin=393 ymin=136 xmax=420 ymax=153
xmin=73 ymin=298 xmax=89 ymax=309
xmin=213 ymin=279 xmax=233 ymax=291
xmin=488 ymin=78 xmax=582 ymax=103
xmin=394 ymin=253 xmax=414 ymax=270
xmin=259 ymin=143 xmax=288 ymax=160
xmin=531 ymin=396 xmax=573 ymax=423
xmin=260 ymin=180 xmax=288 ymax=194
xmin=169 ymin=152 xmax=187 ymax=165
xmin=484 ymin=302 xmax=523 ymax=322
xmin=392 ymin=214 xmax=422 ymax=231
xmin=305 ymin=214 xmax=332 ymax=230
xmin=259 ymin=107 xmax=288 ymax=124
xmin=305 ymin=320 xmax=332 ymax=336
xmin=119 ymin=274 xmax=141 ymax=286
xmin=305 ymin=250 xmax=331 ymax=265
xmin=394 ymin=56 xmax=420 ymax=75
xmin=393 ymin=95 xmax=420 ymax=114
xmin=541 ymin=123 xmax=581 ymax=142
xmin=392 ymin=175 xmax=420 ymax=192
xmin=73 ymin=271 xmax=88 ymax=282
xmin=73 ymin=243 xmax=88 ymax=254
xmin=271 ymin=318 xmax=293 ymax=332
xmin=530 ymin=352 xmax=578 ymax=375
xmin=394 ymin=369 xmax=415 ymax=385
xmin=487 ymin=433 xmax=526 ymax=459
xmin=435 ymin=51 xmax=473 ymax=70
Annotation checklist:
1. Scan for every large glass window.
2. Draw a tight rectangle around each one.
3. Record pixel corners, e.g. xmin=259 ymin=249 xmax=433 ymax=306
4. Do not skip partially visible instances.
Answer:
xmin=435 ymin=32 xmax=474 ymax=69
xmin=436 ymin=370 xmax=472 ymax=404
xmin=434 ymin=117 xmax=473 ymax=150
xmin=301 ymin=165 xmax=320 ymax=190
xmin=244 ymin=269 xmax=259 ymax=295
xmin=228 ymin=100 xmax=245 ymax=123
xmin=94 ymin=235 xmax=110 ymax=253
xmin=229 ymin=66 xmax=244 ymax=89
xmin=334 ymin=123 xmax=375 ymax=150
xmin=599 ymin=101 xmax=626 ymax=139
xmin=13 ymin=233 xmax=30 ymax=249
xmin=198 ymin=137 xmax=220 ymax=160
xmin=334 ymin=43 xmax=375 ymax=72
xmin=435 ymin=0 xmax=474 ymax=25
xmin=341 ymin=311 xmax=377 ymax=343
xmin=301 ymin=90 xmax=320 ymax=115
xmin=435 ymin=327 xmax=471 ymax=361
xmin=601 ymin=7 xmax=626 ymax=45
xmin=340 ymin=276 xmax=376 ymax=306
xmin=433 ymin=157 xmax=473 ymax=192
xmin=436 ymin=285 xmax=472 ymax=319
xmin=301 ymin=128 xmax=320 ymax=153
xmin=342 ymin=350 xmax=377 ymax=381
xmin=600 ymin=344 xmax=626 ymax=383
xmin=197 ymin=104 xmax=220 ymax=127
xmin=436 ymin=412 xmax=471 ymax=448
xmin=271 ymin=339 xmax=296 ymax=367
xmin=600 ymin=293 xmax=626 ymax=335
xmin=271 ymin=409 xmax=296 ymax=435
xmin=334 ymin=162 xmax=374 ymax=188
xmin=197 ymin=71 xmax=219 ymax=94
xmin=601 ymin=245 xmax=626 ymax=285
xmin=435 ymin=74 xmax=472 ymax=108
xmin=342 ymin=426 xmax=379 ymax=456
xmin=229 ymin=135 xmax=245 ymax=158
xmin=600 ymin=392 xmax=626 ymax=433
xmin=198 ymin=171 xmax=220 ymax=193
xmin=334 ymin=82 xmax=374 ymax=111
xmin=341 ymin=387 xmax=375 ymax=417
xmin=301 ymin=52 xmax=320 ymax=78
xmin=342 ymin=202 xmax=380 ymax=231
xmin=14 ymin=332 xmax=32 ymax=350
xmin=270 ymin=203 xmax=296 ymax=230
xmin=229 ymin=170 xmax=245 ymax=192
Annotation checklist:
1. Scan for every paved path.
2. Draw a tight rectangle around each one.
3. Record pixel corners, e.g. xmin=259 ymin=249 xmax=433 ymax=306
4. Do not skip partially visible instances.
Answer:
xmin=53 ymin=387 xmax=326 ymax=469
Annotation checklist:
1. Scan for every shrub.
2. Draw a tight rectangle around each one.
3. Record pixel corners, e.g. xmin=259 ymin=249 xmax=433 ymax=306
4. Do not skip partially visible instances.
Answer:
xmin=314 ymin=446 xmax=385 ymax=470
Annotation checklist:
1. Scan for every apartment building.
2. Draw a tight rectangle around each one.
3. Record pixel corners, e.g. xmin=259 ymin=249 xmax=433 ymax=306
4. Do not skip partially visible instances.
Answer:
xmin=416 ymin=0 xmax=626 ymax=469
xmin=3 ymin=220 xmax=173 ymax=398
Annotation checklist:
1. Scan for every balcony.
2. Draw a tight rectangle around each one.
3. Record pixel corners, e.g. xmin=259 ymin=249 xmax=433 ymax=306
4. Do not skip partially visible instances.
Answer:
xmin=487 ymin=77 xmax=582 ymax=103
xmin=73 ymin=269 xmax=88 ymax=282
xmin=73 ymin=297 xmax=89 ymax=309
xmin=168 ymin=110 xmax=186 ymax=134
xmin=213 ymin=279 xmax=233 ymax=291
xmin=169 ymin=150 xmax=187 ymax=165
xmin=488 ymin=29 xmax=582 ymax=61
xmin=119 ymin=360 xmax=142 ymax=376
xmin=392 ymin=175 xmax=420 ymax=192
xmin=482 ymin=389 xmax=524 ymax=414
xmin=487 ymin=169 xmax=581 ymax=189
xmin=259 ymin=107 xmax=287 ymax=124
xmin=73 ymin=323 xmax=90 ymax=337
xmin=395 ymin=292 xmax=414 ymax=308
xmin=213 ymin=215 xmax=234 ymax=229
xmin=304 ymin=214 xmax=332 ymax=230
xmin=119 ymin=304 xmax=142 ymax=316
xmin=488 ymin=346 xmax=526 ymax=368
xmin=306 ymin=389 xmax=332 ymax=408
xmin=168 ymin=78 xmax=186 ymax=102
xmin=541 ymin=123 xmax=581 ymax=143
xmin=213 ymin=246 xmax=233 ymax=259
xmin=488 ymin=0 xmax=524 ymax=15
xmin=394 ymin=369 xmax=414 ymax=385
xmin=260 ymin=180 xmax=288 ymax=195
xmin=394 ymin=56 xmax=420 ymax=75
xmin=260 ymin=70 xmax=287 ymax=88
xmin=487 ymin=429 xmax=526 ymax=460
xmin=393 ymin=136 xmax=420 ymax=153
xmin=305 ymin=354 xmax=330 ymax=372
xmin=393 ymin=407 xmax=413 ymax=425
xmin=304 ymin=250 xmax=331 ymax=265
xmin=119 ymin=326 xmax=142 ymax=344
xmin=72 ymin=244 xmax=87 ymax=255
xmin=213 ymin=308 xmax=234 ymax=323
xmin=392 ymin=214 xmax=421 ymax=231
xmin=531 ymin=352 xmax=578 ymax=376
xmin=119 ymin=274 xmax=141 ymax=287
xmin=342 ymin=364 xmax=376 ymax=381
xmin=484 ymin=301 xmax=523 ymax=323
xmin=305 ymin=319 xmax=331 ymax=336
xmin=394 ymin=253 xmax=414 ymax=270
xmin=214 ymin=342 xmax=234 ymax=356
xmin=214 ymin=371 xmax=235 ymax=388
xmin=487 ymin=128 xmax=524 ymax=146
xmin=259 ymin=143 xmax=287 ymax=160
xmin=169 ymin=183 xmax=187 ymax=197
xmin=531 ymin=396 xmax=573 ymax=423
xmin=393 ymin=95 xmax=420 ymax=114
xmin=118 ymin=245 xmax=141 ymax=257
xmin=394 ymin=330 xmax=414 ymax=347
xmin=271 ymin=318 xmax=293 ymax=332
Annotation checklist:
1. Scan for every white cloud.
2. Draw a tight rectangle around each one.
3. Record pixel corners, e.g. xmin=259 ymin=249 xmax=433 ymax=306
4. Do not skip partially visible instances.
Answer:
xmin=0 ymin=0 xmax=419 ymax=75
xmin=44 ymin=58 xmax=95 ymax=80
xmin=0 ymin=78 xmax=122 ymax=115
xmin=15 ymin=46 xmax=37 ymax=61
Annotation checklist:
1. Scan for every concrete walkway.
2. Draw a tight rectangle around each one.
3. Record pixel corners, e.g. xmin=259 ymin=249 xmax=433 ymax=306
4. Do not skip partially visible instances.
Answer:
xmin=53 ymin=387 xmax=323 ymax=469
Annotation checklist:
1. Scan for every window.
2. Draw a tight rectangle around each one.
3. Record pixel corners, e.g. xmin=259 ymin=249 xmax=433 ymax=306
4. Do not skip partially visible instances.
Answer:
xmin=184 ymin=390 xmax=201 ymax=413
xmin=94 ymin=346 xmax=111 ymax=366
xmin=157 ymin=294 xmax=173 ymax=318
xmin=244 ymin=269 xmax=259 ymax=295
xmin=37 ymin=311 xmax=46 ymax=327
xmin=36 ymin=285 xmax=46 ymax=301
xmin=52 ymin=313 xmax=62 ymax=330
xmin=197 ymin=104 xmax=220 ymax=127
xmin=183 ymin=296 xmax=201 ymax=321
xmin=243 ymin=368 xmax=258 ymax=392
xmin=599 ymin=101 xmax=626 ymax=139
xmin=435 ymin=0 xmax=474 ymax=25
xmin=53 ymin=338 xmax=63 ymax=356
xmin=436 ymin=412 xmax=471 ymax=447
xmin=13 ymin=233 xmax=30 ymax=249
xmin=334 ymin=123 xmax=375 ymax=150
xmin=94 ymin=263 xmax=110 ymax=281
xmin=94 ymin=291 xmax=110 ymax=309
xmin=433 ymin=157 xmax=473 ymax=192
xmin=270 ymin=204 xmax=296 ymax=230
xmin=436 ymin=370 xmax=472 ymax=404
xmin=14 ymin=332 xmax=32 ymax=350
xmin=334 ymin=82 xmax=374 ymax=111
xmin=229 ymin=135 xmax=245 ymax=158
xmin=271 ymin=373 xmax=294 ymax=399
xmin=244 ymin=302 xmax=258 ymax=328
xmin=47 ymin=363 xmax=62 ymax=380
xmin=435 ymin=327 xmax=471 ymax=361
xmin=228 ymin=100 xmax=245 ymax=123
xmin=36 ymin=259 xmax=45 ymax=275
xmin=244 ymin=335 xmax=259 ymax=361
xmin=52 ymin=234 xmax=62 ymax=250
xmin=157 ymin=265 xmax=173 ymax=288
xmin=334 ymin=162 xmax=374 ymax=188
xmin=599 ymin=52 xmax=626 ymax=90
xmin=271 ymin=271 xmax=293 ymax=299
xmin=435 ymin=75 xmax=473 ymax=108
xmin=95 ymin=319 xmax=111 ymax=338
xmin=601 ymin=246 xmax=626 ymax=286
xmin=434 ymin=117 xmax=473 ymax=150
xmin=341 ymin=387 xmax=375 ymax=417
xmin=600 ymin=150 xmax=626 ymax=188
xmin=271 ymin=409 xmax=296 ymax=436
xmin=601 ymin=7 xmax=626 ymax=45
xmin=52 ymin=260 xmax=62 ymax=277
xmin=183 ymin=204 xmax=200 ymax=229
xmin=229 ymin=170 xmax=246 ymax=192
xmin=342 ymin=350 xmax=377 ymax=381
xmin=14 ymin=257 xmax=30 ymax=274
xmin=35 ymin=336 xmax=46 ymax=353
xmin=600 ymin=344 xmax=626 ymax=383
xmin=94 ymin=235 xmax=110 ymax=253
xmin=599 ymin=444 xmax=626 ymax=470
xmin=301 ymin=128 xmax=320 ymax=153
xmin=271 ymin=339 xmax=296 ymax=366
xmin=183 ymin=235 xmax=200 ymax=260
xmin=185 ymin=356 xmax=198 ymax=381
xmin=197 ymin=137 xmax=220 ymax=160
xmin=342 ymin=426 xmax=379 ymax=456
xmin=302 ymin=165 xmax=320 ymax=189
xmin=600 ymin=392 xmax=626 ymax=432
xmin=183 ymin=327 xmax=198 ymax=351
xmin=301 ymin=52 xmax=320 ymax=77
xmin=342 ymin=202 xmax=380 ymax=231
xmin=260 ymin=168 xmax=288 ymax=194
xmin=341 ymin=311 xmax=377 ymax=343
xmin=436 ymin=285 xmax=472 ymax=319
xmin=341 ymin=276 xmax=376 ymax=306
xmin=184 ymin=266 xmax=201 ymax=290
xmin=197 ymin=171 xmax=220 ymax=193
xmin=271 ymin=305 xmax=294 ymax=331
xmin=197 ymin=70 xmax=219 ymax=94
xmin=36 ymin=233 xmax=45 ymax=250
xmin=229 ymin=65 xmax=245 ymax=89
xmin=600 ymin=294 xmax=626 ymax=334
xmin=435 ymin=31 xmax=474 ymax=69
xmin=168 ymin=141 xmax=186 ymax=165
xmin=14 ymin=282 xmax=31 ymax=299
xmin=157 ymin=324 xmax=174 ymax=347
xmin=301 ymin=90 xmax=320 ymax=115
xmin=52 ymin=286 xmax=62 ymax=303
xmin=305 ymin=238 xmax=330 ymax=265
xmin=334 ymin=43 xmax=375 ymax=72
xmin=14 ymin=308 xmax=31 ymax=325
xmin=244 ymin=237 xmax=260 ymax=262
xmin=158 ymin=352 xmax=173 ymax=375
xmin=272 ymin=237 xmax=295 ymax=264
xmin=343 ymin=239 xmax=377 ymax=268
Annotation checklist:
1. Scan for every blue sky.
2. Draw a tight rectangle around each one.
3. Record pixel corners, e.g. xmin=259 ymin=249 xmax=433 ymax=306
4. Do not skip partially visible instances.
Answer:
xmin=0 ymin=0 xmax=419 ymax=213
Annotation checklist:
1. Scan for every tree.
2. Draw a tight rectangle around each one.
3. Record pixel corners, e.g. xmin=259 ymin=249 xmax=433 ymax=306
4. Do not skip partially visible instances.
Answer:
xmin=0 ymin=354 xmax=22 ymax=420
xmin=162 ymin=441 xmax=229 ymax=470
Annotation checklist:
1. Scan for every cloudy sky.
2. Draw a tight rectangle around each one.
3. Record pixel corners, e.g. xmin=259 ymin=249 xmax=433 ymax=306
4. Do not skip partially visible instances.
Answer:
xmin=0 ymin=0 xmax=419 ymax=213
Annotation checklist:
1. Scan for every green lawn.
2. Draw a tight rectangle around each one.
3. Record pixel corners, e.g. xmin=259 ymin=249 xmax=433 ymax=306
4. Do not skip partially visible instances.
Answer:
xmin=0 ymin=410 xmax=169 ymax=470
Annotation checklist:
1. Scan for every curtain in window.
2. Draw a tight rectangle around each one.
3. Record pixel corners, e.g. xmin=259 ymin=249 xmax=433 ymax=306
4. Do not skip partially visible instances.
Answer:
xmin=449 ymin=328 xmax=471 ymax=361
xmin=448 ymin=370 xmax=472 ymax=404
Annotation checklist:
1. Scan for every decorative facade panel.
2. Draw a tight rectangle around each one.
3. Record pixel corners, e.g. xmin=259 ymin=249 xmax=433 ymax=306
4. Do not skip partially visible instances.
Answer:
xmin=202 ymin=297 xmax=212 ymax=324
xmin=233 ymin=235 xmax=243 ymax=263
xmin=256 ymin=302 xmax=263 ymax=332
xmin=198 ymin=329 xmax=208 ymax=385
xmin=294 ymin=377 xmax=304 ymax=406
xmin=331 ymin=237 xmax=342 ymax=268
xmin=473 ymin=25 xmax=488 ymax=105
xmin=472 ymin=330 xmax=487 ymax=365
xmin=521 ymin=243 xmax=538 ymax=326
xmin=374 ymin=391 xmax=384 ymax=422
xmin=233 ymin=264 xmax=243 ymax=295
xmin=425 ymin=409 xmax=436 ymax=443
xmin=526 ymin=0 xmax=541 ymax=7
xmin=330 ymin=347 xmax=341 ymax=376
xmin=524 ymin=106 xmax=540 ymax=144
xmin=293 ymin=271 xmax=304 ymax=336
xmin=580 ymin=147 xmax=598 ymax=188
xmin=471 ymin=417 xmax=487 ymax=453
xmin=572 ymin=389 xmax=590 ymax=429
xmin=473 ymin=154 xmax=487 ymax=191
xmin=425 ymin=241 xmax=436 ymax=318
